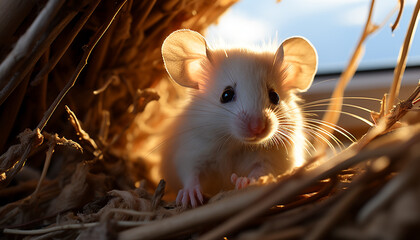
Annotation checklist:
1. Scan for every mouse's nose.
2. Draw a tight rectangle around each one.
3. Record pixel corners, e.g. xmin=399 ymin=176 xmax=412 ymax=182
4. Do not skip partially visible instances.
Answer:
xmin=248 ymin=116 xmax=266 ymax=135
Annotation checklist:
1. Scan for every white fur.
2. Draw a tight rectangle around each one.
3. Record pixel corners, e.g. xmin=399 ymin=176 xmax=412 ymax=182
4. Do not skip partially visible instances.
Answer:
xmin=160 ymin=30 xmax=317 ymax=197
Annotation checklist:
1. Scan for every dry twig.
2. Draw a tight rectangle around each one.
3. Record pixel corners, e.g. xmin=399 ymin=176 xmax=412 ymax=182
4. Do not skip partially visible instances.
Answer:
xmin=36 ymin=0 xmax=128 ymax=132
xmin=0 ymin=0 xmax=70 ymax=106
xmin=31 ymin=0 xmax=102 ymax=86
xmin=391 ymin=0 xmax=405 ymax=32
xmin=386 ymin=0 xmax=420 ymax=112
xmin=65 ymin=105 xmax=99 ymax=156
xmin=316 ymin=0 xmax=399 ymax=152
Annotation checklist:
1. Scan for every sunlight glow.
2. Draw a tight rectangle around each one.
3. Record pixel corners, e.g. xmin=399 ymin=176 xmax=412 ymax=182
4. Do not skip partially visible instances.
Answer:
xmin=293 ymin=127 xmax=306 ymax=168
xmin=206 ymin=10 xmax=273 ymax=48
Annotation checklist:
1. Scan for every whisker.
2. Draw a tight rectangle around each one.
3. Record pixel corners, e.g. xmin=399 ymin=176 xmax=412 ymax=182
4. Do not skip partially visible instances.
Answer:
xmin=273 ymin=130 xmax=292 ymax=154
xmin=274 ymin=119 xmax=341 ymax=153
xmin=302 ymin=122 xmax=345 ymax=150
xmin=302 ymin=109 xmax=374 ymax=126
xmin=298 ymin=122 xmax=342 ymax=151
xmin=304 ymin=137 xmax=316 ymax=153
xmin=302 ymin=127 xmax=338 ymax=154
xmin=301 ymin=96 xmax=381 ymax=108
xmin=266 ymin=132 xmax=282 ymax=150
xmin=301 ymin=103 xmax=375 ymax=113
xmin=305 ymin=118 xmax=356 ymax=142
xmin=296 ymin=136 xmax=315 ymax=157
xmin=311 ymin=78 xmax=338 ymax=87
xmin=216 ymin=133 xmax=231 ymax=153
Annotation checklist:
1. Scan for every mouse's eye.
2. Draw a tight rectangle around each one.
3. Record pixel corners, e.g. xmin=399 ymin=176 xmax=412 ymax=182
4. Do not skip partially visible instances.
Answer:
xmin=269 ymin=90 xmax=280 ymax=105
xmin=220 ymin=86 xmax=235 ymax=103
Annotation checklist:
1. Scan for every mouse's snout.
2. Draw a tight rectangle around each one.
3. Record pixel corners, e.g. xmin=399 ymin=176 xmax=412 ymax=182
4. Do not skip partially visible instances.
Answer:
xmin=236 ymin=111 xmax=273 ymax=144
xmin=247 ymin=116 xmax=266 ymax=136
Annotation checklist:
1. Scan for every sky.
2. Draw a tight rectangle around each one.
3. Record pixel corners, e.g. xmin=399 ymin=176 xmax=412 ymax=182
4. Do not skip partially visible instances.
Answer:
xmin=206 ymin=0 xmax=420 ymax=73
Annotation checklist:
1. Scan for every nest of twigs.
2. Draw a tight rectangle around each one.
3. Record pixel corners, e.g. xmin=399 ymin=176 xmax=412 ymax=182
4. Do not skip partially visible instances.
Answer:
xmin=1 ymin=0 xmax=420 ymax=239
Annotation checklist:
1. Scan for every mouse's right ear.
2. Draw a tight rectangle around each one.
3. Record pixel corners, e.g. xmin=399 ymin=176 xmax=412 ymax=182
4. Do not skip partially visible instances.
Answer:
xmin=162 ymin=29 xmax=210 ymax=89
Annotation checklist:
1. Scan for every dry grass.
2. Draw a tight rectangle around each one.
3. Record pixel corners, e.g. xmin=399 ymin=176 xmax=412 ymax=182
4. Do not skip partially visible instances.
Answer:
xmin=0 ymin=0 xmax=420 ymax=239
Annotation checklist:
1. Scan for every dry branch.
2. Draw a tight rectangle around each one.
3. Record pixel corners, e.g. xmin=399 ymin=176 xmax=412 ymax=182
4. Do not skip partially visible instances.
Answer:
xmin=37 ymin=0 xmax=128 ymax=132
xmin=392 ymin=0 xmax=405 ymax=32
xmin=0 ymin=0 xmax=37 ymax=53
xmin=119 ymin=187 xmax=267 ymax=240
xmin=0 ymin=129 xmax=44 ymax=187
xmin=0 ymin=72 xmax=31 ymax=151
xmin=31 ymin=0 xmax=102 ymax=86
xmin=386 ymin=0 xmax=420 ymax=112
xmin=0 ymin=0 xmax=66 ymax=105
xmin=304 ymin=182 xmax=364 ymax=240
xmin=65 ymin=105 xmax=98 ymax=155
xmin=4 ymin=220 xmax=151 ymax=236
xmin=315 ymin=0 xmax=399 ymax=152
xmin=0 ymin=1 xmax=126 ymax=184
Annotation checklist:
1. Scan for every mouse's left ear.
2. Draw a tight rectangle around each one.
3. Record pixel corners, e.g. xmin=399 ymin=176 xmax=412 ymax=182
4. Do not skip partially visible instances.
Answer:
xmin=162 ymin=29 xmax=210 ymax=89
xmin=274 ymin=37 xmax=318 ymax=92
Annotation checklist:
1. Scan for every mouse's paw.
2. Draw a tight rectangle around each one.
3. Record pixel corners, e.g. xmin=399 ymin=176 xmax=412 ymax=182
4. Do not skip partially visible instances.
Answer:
xmin=176 ymin=185 xmax=204 ymax=208
xmin=231 ymin=173 xmax=255 ymax=190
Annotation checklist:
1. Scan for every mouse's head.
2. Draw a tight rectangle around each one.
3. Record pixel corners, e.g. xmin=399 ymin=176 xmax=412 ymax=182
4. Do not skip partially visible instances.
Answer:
xmin=162 ymin=29 xmax=317 ymax=146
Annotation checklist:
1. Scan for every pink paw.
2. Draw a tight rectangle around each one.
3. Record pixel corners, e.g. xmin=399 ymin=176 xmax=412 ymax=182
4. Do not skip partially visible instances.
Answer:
xmin=231 ymin=173 xmax=255 ymax=190
xmin=176 ymin=185 xmax=204 ymax=208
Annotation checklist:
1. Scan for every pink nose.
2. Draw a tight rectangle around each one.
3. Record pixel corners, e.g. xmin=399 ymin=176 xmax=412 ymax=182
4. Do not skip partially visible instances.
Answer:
xmin=248 ymin=117 xmax=266 ymax=135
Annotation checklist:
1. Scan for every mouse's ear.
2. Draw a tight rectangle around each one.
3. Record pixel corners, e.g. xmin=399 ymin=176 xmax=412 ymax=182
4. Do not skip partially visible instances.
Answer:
xmin=162 ymin=29 xmax=210 ymax=89
xmin=274 ymin=37 xmax=318 ymax=92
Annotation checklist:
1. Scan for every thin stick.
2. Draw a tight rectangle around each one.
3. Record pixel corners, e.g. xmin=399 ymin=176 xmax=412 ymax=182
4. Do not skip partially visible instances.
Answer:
xmin=263 ymin=227 xmax=306 ymax=240
xmin=0 ymin=8 xmax=77 ymax=107
xmin=132 ymin=0 xmax=157 ymax=31
xmin=38 ymin=49 xmax=49 ymax=119
xmin=3 ymin=223 xmax=99 ymax=235
xmin=151 ymin=180 xmax=166 ymax=210
xmin=0 ymin=129 xmax=43 ymax=188
xmin=391 ymin=0 xmax=405 ymax=32
xmin=0 ymin=0 xmax=127 ymax=187
xmin=385 ymin=83 xmax=420 ymax=129
xmin=118 ymin=187 xmax=268 ymax=240
xmin=261 ymin=187 xmax=345 ymax=233
xmin=315 ymin=0 xmax=375 ymax=151
xmin=31 ymin=144 xmax=55 ymax=198
xmin=316 ymin=0 xmax=398 ymax=151
xmin=357 ymin=150 xmax=420 ymax=223
xmin=36 ymin=0 xmax=128 ymax=131
xmin=387 ymin=0 xmax=420 ymax=112
xmin=0 ymin=0 xmax=37 ymax=47
xmin=3 ymin=222 xmax=88 ymax=235
xmin=85 ymin=8 xmax=117 ymax=90
xmin=0 ymin=0 xmax=65 ymax=105
xmin=103 ymin=89 xmax=159 ymax=152
xmin=65 ymin=105 xmax=99 ymax=151
xmin=31 ymin=0 xmax=102 ymax=86
xmin=0 ymin=71 xmax=31 ymax=151
xmin=304 ymin=185 xmax=364 ymax=240
xmin=3 ymin=221 xmax=149 ymax=235
xmin=106 ymin=209 xmax=155 ymax=218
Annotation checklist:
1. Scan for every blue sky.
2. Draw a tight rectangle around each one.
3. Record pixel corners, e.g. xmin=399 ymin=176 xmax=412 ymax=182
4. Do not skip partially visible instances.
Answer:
xmin=206 ymin=0 xmax=420 ymax=73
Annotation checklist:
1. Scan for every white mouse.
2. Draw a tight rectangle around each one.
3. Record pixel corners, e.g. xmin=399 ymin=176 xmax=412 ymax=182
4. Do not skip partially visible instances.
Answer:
xmin=159 ymin=29 xmax=317 ymax=207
